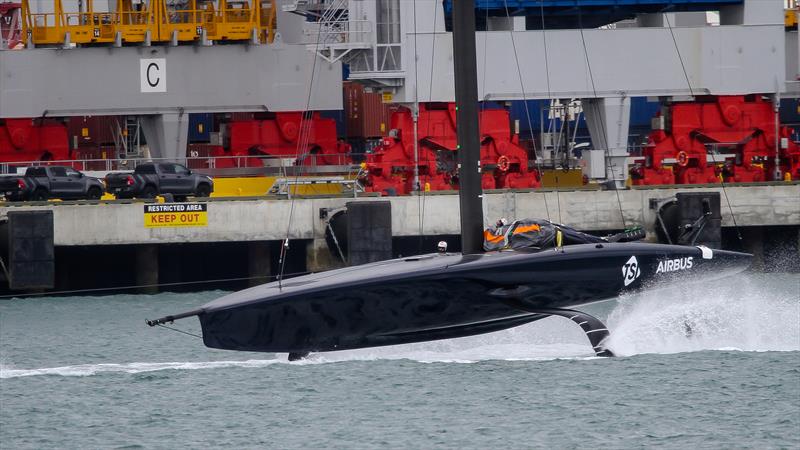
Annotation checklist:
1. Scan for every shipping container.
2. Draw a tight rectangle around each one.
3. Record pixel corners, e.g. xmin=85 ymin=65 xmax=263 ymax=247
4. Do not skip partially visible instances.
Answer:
xmin=67 ymin=116 xmax=124 ymax=149
xmin=780 ymin=98 xmax=800 ymax=127
xmin=509 ymin=97 xmax=658 ymax=134
xmin=72 ymin=146 xmax=118 ymax=170
xmin=630 ymin=97 xmax=661 ymax=128
xmin=226 ymin=112 xmax=256 ymax=122
xmin=343 ymin=81 xmax=394 ymax=139
xmin=188 ymin=113 xmax=213 ymax=143
xmin=186 ymin=144 xmax=219 ymax=169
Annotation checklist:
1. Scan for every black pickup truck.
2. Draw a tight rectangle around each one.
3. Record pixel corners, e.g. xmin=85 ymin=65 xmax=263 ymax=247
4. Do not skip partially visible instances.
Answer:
xmin=105 ymin=162 xmax=213 ymax=200
xmin=0 ymin=166 xmax=105 ymax=201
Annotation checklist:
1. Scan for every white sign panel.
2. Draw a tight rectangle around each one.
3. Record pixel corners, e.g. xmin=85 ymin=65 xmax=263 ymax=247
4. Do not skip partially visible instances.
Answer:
xmin=140 ymin=59 xmax=166 ymax=93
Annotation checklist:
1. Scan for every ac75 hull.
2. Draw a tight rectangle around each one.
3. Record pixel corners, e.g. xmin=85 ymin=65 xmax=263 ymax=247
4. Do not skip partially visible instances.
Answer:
xmin=195 ymin=243 xmax=751 ymax=354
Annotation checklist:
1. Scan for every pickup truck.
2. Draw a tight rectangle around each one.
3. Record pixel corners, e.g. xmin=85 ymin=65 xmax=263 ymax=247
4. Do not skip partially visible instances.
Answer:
xmin=0 ymin=166 xmax=105 ymax=201
xmin=105 ymin=162 xmax=214 ymax=200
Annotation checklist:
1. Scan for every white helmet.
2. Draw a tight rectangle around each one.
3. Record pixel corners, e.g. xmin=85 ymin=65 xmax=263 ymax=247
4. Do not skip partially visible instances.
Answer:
xmin=437 ymin=241 xmax=448 ymax=253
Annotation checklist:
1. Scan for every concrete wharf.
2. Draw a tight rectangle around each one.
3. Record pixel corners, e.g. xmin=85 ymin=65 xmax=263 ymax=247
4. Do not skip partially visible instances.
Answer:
xmin=1 ymin=184 xmax=795 ymax=245
xmin=0 ymin=184 xmax=797 ymax=294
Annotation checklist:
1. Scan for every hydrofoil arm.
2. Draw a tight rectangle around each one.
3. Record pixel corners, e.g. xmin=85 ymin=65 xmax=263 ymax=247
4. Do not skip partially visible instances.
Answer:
xmin=497 ymin=297 xmax=615 ymax=357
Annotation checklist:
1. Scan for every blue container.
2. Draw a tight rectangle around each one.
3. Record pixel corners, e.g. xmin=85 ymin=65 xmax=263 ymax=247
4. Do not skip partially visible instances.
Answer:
xmin=508 ymin=99 xmax=587 ymax=136
xmin=630 ymin=97 xmax=660 ymax=128
xmin=780 ymin=98 xmax=800 ymax=126
xmin=508 ymin=97 xmax=659 ymax=137
xmin=443 ymin=0 xmax=741 ymax=30
xmin=188 ymin=113 xmax=213 ymax=143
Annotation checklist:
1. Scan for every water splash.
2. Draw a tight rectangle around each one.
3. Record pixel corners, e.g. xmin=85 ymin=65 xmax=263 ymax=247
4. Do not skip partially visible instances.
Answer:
xmin=606 ymin=274 xmax=800 ymax=356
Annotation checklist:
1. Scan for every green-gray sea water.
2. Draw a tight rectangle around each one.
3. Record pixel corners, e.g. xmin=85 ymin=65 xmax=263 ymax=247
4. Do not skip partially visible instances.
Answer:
xmin=1 ymin=273 xmax=798 ymax=448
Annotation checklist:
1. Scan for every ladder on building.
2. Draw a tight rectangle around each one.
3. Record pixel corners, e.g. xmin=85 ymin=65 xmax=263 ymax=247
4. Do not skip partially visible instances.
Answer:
xmin=287 ymin=0 xmax=372 ymax=63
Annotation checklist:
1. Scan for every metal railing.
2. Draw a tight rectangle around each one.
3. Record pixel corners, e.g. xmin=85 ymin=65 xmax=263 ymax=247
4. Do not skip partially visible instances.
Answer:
xmin=0 ymin=154 xmax=359 ymax=175
xmin=21 ymin=0 xmax=277 ymax=46
xmin=305 ymin=19 xmax=372 ymax=45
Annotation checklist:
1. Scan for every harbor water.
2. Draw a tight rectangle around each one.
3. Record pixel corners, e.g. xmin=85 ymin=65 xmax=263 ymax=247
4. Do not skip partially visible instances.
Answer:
xmin=1 ymin=273 xmax=798 ymax=448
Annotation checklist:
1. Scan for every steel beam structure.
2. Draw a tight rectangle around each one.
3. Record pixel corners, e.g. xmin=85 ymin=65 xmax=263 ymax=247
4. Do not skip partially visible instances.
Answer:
xmin=0 ymin=43 xmax=342 ymax=159
xmin=398 ymin=23 xmax=786 ymax=103
xmin=0 ymin=44 xmax=342 ymax=117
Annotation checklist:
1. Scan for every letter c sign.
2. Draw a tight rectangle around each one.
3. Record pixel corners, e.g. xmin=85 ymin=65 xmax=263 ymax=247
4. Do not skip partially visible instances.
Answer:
xmin=140 ymin=59 xmax=166 ymax=93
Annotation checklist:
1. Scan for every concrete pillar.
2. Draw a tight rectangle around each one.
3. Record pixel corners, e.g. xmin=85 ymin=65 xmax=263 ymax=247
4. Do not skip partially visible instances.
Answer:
xmin=582 ymin=97 xmax=631 ymax=188
xmin=248 ymin=241 xmax=272 ymax=287
xmin=6 ymin=211 xmax=54 ymax=290
xmin=306 ymin=238 xmax=344 ymax=273
xmin=720 ymin=0 xmax=783 ymax=26
xmin=136 ymin=244 xmax=159 ymax=294
xmin=347 ymin=201 xmax=392 ymax=266
xmin=140 ymin=112 xmax=189 ymax=163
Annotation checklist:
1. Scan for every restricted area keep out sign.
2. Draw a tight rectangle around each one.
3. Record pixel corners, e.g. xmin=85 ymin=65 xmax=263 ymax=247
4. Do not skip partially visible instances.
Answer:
xmin=144 ymin=203 xmax=207 ymax=228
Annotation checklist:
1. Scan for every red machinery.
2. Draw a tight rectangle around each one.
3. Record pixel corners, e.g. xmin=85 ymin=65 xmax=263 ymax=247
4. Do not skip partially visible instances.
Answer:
xmin=0 ymin=3 xmax=21 ymax=49
xmin=0 ymin=118 xmax=70 ymax=163
xmin=363 ymin=103 xmax=540 ymax=195
xmin=630 ymin=95 xmax=800 ymax=185
xmin=211 ymin=112 xmax=351 ymax=168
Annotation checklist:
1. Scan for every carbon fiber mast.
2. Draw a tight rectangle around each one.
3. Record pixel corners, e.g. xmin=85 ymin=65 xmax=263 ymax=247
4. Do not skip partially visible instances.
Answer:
xmin=452 ymin=0 xmax=484 ymax=255
xmin=454 ymin=1 xmax=614 ymax=356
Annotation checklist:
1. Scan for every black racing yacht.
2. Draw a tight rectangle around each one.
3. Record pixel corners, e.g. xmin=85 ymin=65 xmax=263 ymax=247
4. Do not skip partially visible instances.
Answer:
xmin=147 ymin=1 xmax=752 ymax=359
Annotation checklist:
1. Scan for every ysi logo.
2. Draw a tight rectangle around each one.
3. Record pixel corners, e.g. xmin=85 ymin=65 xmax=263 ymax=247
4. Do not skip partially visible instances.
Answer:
xmin=656 ymin=256 xmax=693 ymax=274
xmin=622 ymin=255 xmax=641 ymax=287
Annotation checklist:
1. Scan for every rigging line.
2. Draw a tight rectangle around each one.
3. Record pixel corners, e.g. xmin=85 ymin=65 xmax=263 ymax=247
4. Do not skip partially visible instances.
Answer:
xmin=468 ymin=4 xmax=490 ymax=231
xmin=155 ymin=323 xmax=202 ymax=339
xmin=279 ymin=11 xmax=325 ymax=286
xmin=576 ymin=7 xmax=627 ymax=229
xmin=413 ymin=0 xmax=423 ymax=251
xmin=479 ymin=5 xmax=490 ymax=228
xmin=663 ymin=13 xmax=694 ymax=98
xmin=502 ymin=0 xmax=551 ymax=223
xmin=663 ymin=12 xmax=742 ymax=242
xmin=0 ymin=272 xmax=312 ymax=300
xmin=531 ymin=2 xmax=564 ymax=223
xmin=538 ymin=1 xmax=552 ymax=101
xmin=417 ymin=0 xmax=441 ymax=254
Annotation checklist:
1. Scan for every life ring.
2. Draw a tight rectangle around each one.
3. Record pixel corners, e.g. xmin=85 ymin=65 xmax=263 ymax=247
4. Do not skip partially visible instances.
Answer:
xmin=497 ymin=155 xmax=510 ymax=172
xmin=676 ymin=151 xmax=689 ymax=167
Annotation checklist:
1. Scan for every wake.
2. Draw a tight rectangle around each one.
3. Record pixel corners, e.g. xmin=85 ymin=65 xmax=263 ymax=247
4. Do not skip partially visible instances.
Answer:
xmin=0 ymin=359 xmax=283 ymax=379
xmin=3 ymin=275 xmax=796 ymax=378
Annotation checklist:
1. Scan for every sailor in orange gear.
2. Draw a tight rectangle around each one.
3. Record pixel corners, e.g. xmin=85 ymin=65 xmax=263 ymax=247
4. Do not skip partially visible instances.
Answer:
xmin=484 ymin=218 xmax=513 ymax=250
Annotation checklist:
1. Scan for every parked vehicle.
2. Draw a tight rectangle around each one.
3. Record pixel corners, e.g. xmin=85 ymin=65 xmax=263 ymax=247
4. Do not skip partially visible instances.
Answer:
xmin=105 ymin=162 xmax=213 ymax=200
xmin=0 ymin=166 xmax=104 ymax=201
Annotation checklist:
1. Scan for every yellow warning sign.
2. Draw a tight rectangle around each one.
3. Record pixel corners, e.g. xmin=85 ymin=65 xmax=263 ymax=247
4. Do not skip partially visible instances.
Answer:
xmin=144 ymin=203 xmax=207 ymax=228
xmin=382 ymin=92 xmax=393 ymax=102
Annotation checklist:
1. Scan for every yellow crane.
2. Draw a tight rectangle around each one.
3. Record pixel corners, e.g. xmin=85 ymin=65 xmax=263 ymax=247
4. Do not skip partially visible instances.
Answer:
xmin=21 ymin=0 xmax=275 ymax=47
